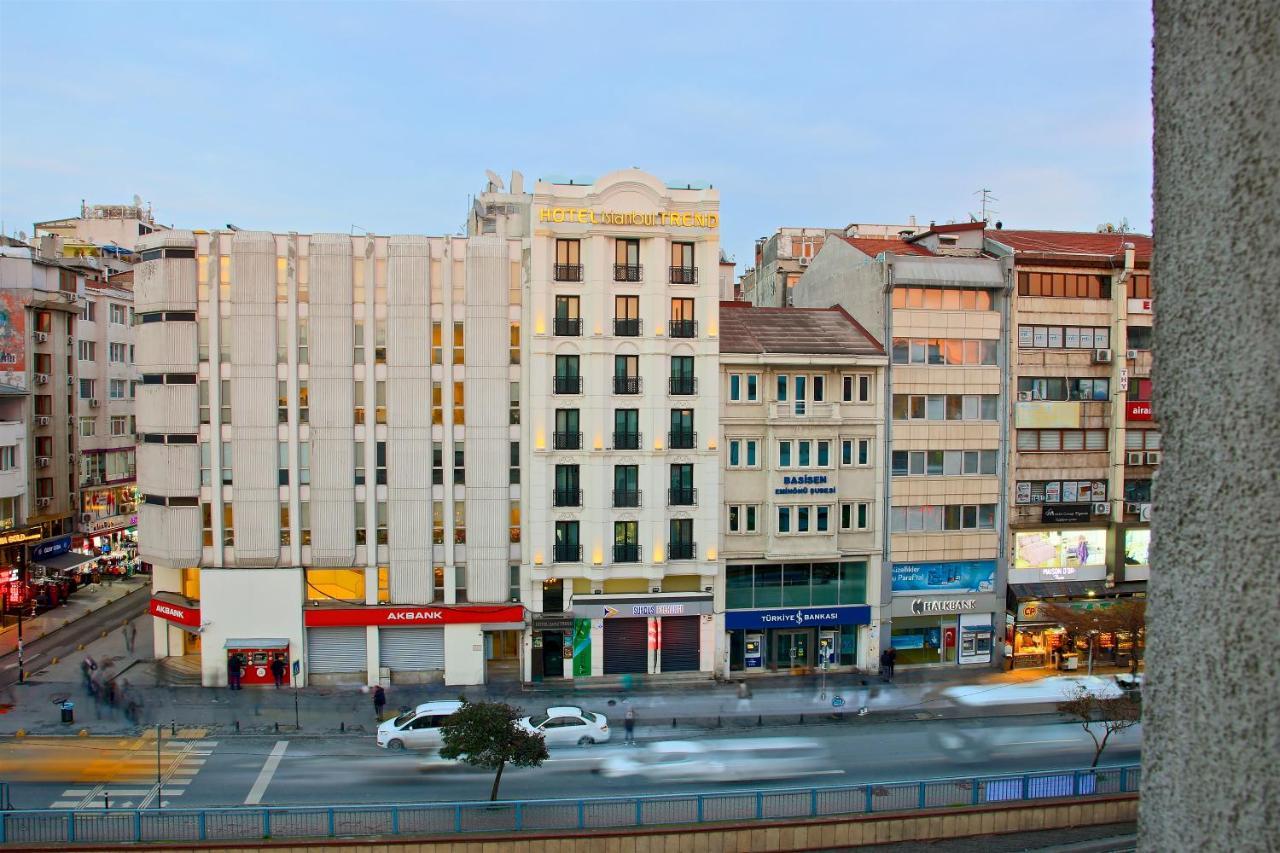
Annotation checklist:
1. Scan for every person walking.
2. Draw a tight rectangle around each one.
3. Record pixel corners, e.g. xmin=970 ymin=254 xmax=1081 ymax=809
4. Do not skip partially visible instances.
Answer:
xmin=886 ymin=646 xmax=897 ymax=679
xmin=270 ymin=655 xmax=286 ymax=688
xmin=373 ymin=685 xmax=387 ymax=721
xmin=123 ymin=621 xmax=137 ymax=654
xmin=623 ymin=707 xmax=636 ymax=745
xmin=227 ymin=652 xmax=243 ymax=691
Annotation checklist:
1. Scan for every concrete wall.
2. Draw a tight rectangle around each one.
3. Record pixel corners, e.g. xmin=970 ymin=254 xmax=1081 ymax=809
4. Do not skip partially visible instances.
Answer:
xmin=1141 ymin=3 xmax=1280 ymax=850
xmin=198 ymin=567 xmax=303 ymax=686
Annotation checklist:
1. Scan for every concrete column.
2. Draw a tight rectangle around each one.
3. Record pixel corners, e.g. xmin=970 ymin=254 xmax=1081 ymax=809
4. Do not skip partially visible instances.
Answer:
xmin=1142 ymin=4 xmax=1280 ymax=849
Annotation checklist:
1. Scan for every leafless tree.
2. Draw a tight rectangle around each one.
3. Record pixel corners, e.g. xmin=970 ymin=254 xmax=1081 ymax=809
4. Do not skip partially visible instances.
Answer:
xmin=1058 ymin=683 xmax=1141 ymax=767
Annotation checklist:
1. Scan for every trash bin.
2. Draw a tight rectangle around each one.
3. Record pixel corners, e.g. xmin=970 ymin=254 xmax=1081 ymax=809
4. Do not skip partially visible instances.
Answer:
xmin=1059 ymin=653 xmax=1080 ymax=671
xmin=60 ymin=701 xmax=74 ymax=724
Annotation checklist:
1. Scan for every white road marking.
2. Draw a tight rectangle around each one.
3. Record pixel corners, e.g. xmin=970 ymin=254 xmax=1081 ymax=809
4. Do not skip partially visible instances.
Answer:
xmin=244 ymin=740 xmax=289 ymax=805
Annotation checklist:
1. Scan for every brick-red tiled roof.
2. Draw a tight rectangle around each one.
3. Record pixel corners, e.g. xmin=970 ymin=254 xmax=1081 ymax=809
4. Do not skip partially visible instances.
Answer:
xmin=991 ymin=230 xmax=1152 ymax=263
xmin=719 ymin=302 xmax=884 ymax=356
xmin=840 ymin=236 xmax=933 ymax=257
xmin=927 ymin=222 xmax=987 ymax=234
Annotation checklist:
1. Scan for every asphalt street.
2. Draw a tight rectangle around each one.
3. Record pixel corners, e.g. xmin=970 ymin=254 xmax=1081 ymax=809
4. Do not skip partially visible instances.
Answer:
xmin=0 ymin=716 xmax=1141 ymax=811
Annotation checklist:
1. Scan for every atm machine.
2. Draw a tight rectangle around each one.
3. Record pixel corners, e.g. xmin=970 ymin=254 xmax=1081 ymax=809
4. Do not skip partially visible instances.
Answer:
xmin=744 ymin=632 xmax=764 ymax=670
xmin=819 ymin=630 xmax=839 ymax=667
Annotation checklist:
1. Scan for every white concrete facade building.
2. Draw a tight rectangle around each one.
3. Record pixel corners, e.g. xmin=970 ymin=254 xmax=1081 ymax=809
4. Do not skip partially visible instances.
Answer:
xmin=508 ymin=170 xmax=723 ymax=682
xmin=718 ymin=303 xmax=888 ymax=676
xmin=137 ymin=228 xmax=524 ymax=688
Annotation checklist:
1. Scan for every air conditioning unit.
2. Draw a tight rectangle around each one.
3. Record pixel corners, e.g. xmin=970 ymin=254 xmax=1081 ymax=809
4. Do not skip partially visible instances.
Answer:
xmin=35 ymin=415 xmax=50 ymax=426
xmin=66 ymin=416 xmax=75 ymax=427
xmin=1146 ymin=451 xmax=1162 ymax=465
xmin=798 ymin=256 xmax=811 ymax=267
xmin=66 ymin=335 xmax=75 ymax=347
xmin=1139 ymin=503 xmax=1152 ymax=522
xmin=1125 ymin=501 xmax=1142 ymax=514
xmin=1092 ymin=502 xmax=1110 ymax=515
xmin=36 ymin=497 xmax=51 ymax=508
xmin=1126 ymin=451 xmax=1144 ymax=465
xmin=81 ymin=513 xmax=92 ymax=524
xmin=1092 ymin=349 xmax=1112 ymax=363
xmin=34 ymin=332 xmax=48 ymax=343
xmin=1126 ymin=349 xmax=1138 ymax=361
xmin=68 ymin=453 xmax=76 ymax=463
xmin=34 ymin=373 xmax=48 ymax=384
xmin=89 ymin=398 xmax=100 ymax=408
xmin=66 ymin=376 xmax=74 ymax=386
xmin=1017 ymin=391 xmax=1032 ymax=402
xmin=36 ymin=456 xmax=50 ymax=468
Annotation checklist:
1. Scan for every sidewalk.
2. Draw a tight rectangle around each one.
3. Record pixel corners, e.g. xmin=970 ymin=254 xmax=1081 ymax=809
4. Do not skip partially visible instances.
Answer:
xmin=0 ymin=617 xmax=1137 ymax=738
xmin=0 ymin=575 xmax=149 ymax=658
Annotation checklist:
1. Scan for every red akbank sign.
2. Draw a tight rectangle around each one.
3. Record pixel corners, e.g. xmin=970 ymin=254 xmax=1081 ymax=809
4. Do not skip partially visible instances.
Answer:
xmin=304 ymin=605 xmax=524 ymax=627
xmin=150 ymin=596 xmax=201 ymax=628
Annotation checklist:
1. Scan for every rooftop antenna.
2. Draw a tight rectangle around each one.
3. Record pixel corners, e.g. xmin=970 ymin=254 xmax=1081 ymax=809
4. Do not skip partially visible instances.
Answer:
xmin=973 ymin=188 xmax=998 ymax=224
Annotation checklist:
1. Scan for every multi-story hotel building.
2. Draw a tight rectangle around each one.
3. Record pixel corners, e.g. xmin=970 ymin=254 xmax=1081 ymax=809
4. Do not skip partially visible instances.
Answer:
xmin=479 ymin=170 xmax=722 ymax=681
xmin=794 ymin=223 xmax=1011 ymax=668
xmin=137 ymin=226 xmax=525 ymax=687
xmin=719 ymin=303 xmax=887 ymax=675
xmin=986 ymin=230 xmax=1153 ymax=668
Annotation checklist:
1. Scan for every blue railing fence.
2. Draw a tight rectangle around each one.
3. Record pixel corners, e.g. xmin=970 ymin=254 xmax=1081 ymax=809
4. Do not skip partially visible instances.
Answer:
xmin=0 ymin=764 xmax=1140 ymax=845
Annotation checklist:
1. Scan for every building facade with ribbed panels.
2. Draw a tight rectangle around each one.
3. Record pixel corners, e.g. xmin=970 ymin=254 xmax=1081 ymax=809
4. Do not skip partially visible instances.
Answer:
xmin=138 ymin=229 xmax=524 ymax=688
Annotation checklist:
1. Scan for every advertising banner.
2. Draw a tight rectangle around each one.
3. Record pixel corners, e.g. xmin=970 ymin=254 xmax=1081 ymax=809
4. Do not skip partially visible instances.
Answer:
xmin=1015 ymin=401 xmax=1083 ymax=429
xmin=1123 ymin=529 xmax=1151 ymax=568
xmin=304 ymin=604 xmax=524 ymax=627
xmin=571 ymin=618 xmax=592 ymax=677
xmin=150 ymin=596 xmax=201 ymax=628
xmin=892 ymin=560 xmax=996 ymax=594
xmin=30 ymin=535 xmax=72 ymax=561
xmin=1126 ymin=401 xmax=1153 ymax=421
xmin=0 ymin=292 xmax=26 ymax=393
xmin=1013 ymin=529 xmax=1108 ymax=569
xmin=724 ymin=605 xmax=870 ymax=630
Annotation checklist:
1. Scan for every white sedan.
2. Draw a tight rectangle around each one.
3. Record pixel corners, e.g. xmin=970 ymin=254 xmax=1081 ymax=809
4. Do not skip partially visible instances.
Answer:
xmin=518 ymin=706 xmax=610 ymax=746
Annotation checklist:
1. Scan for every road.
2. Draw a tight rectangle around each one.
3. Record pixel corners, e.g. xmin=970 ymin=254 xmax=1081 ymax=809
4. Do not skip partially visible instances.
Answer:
xmin=0 ymin=587 xmax=149 ymax=690
xmin=0 ymin=716 xmax=1140 ymax=810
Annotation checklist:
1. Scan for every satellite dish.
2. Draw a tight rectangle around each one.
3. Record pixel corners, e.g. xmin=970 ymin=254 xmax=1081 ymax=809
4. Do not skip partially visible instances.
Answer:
xmin=485 ymin=170 xmax=504 ymax=191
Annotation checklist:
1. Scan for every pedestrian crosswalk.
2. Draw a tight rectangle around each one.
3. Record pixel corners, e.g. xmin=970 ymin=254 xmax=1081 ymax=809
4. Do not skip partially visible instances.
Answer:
xmin=47 ymin=738 xmax=217 ymax=810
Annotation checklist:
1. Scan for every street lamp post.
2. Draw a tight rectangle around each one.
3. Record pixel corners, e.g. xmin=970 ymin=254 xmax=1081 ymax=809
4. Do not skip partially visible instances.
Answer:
xmin=16 ymin=546 xmax=26 ymax=685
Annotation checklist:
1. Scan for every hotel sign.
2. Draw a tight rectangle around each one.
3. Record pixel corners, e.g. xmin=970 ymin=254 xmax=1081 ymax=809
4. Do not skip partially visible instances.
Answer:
xmin=538 ymin=208 xmax=719 ymax=228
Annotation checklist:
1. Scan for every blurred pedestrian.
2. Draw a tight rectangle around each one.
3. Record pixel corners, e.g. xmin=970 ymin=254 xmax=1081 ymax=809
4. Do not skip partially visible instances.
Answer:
xmin=623 ymin=707 xmax=636 ymax=745
xmin=373 ymin=685 xmax=387 ymax=720
xmin=123 ymin=621 xmax=137 ymax=654
xmin=736 ymin=680 xmax=752 ymax=711
xmin=227 ymin=652 xmax=243 ymax=691
xmin=270 ymin=655 xmax=286 ymax=688
xmin=886 ymin=647 xmax=896 ymax=679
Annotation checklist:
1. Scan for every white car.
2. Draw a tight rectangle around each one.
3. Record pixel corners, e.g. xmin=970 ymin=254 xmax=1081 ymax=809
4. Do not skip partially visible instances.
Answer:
xmin=518 ymin=706 xmax=610 ymax=746
xmin=599 ymin=738 xmax=826 ymax=783
xmin=376 ymin=700 xmax=463 ymax=751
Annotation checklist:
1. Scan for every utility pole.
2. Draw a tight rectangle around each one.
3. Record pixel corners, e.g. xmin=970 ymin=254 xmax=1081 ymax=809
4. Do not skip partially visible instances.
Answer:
xmin=155 ymin=722 xmax=162 ymax=808
xmin=16 ymin=546 xmax=25 ymax=684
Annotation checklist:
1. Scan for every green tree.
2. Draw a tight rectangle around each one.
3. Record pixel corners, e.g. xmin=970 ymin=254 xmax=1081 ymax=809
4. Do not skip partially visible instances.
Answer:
xmin=438 ymin=700 xmax=548 ymax=801
xmin=1057 ymin=683 xmax=1141 ymax=767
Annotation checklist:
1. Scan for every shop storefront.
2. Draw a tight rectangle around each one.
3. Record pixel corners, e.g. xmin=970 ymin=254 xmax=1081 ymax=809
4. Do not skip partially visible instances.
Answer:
xmin=0 ymin=526 xmax=43 ymax=627
xmin=530 ymin=615 xmax=575 ymax=681
xmin=570 ymin=594 xmax=714 ymax=678
xmin=150 ymin=592 xmax=203 ymax=657
xmin=1006 ymin=593 xmax=1145 ymax=671
xmin=889 ymin=560 xmax=998 ymax=667
xmin=726 ymin=605 xmax=871 ymax=673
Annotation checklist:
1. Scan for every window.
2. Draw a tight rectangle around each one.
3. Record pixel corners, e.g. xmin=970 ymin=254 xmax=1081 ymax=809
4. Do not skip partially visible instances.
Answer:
xmin=842 ymin=374 xmax=872 ymax=403
xmin=1017 ymin=377 xmax=1110 ymax=401
xmin=280 ymin=504 xmax=291 ymax=546
xmin=279 ymin=441 xmax=290 ymax=486
xmin=727 ymin=504 xmax=759 ymax=534
xmin=431 ymin=381 xmax=443 ymax=425
xmin=432 ymin=441 xmax=443 ymax=485
xmin=79 ymin=417 xmax=95 ymax=437
xmin=669 ymin=355 xmax=695 ymax=395
xmin=1127 ymin=326 xmax=1153 ymax=350
xmin=553 ymin=296 xmax=581 ymax=336
xmin=354 ymin=502 xmax=366 ymax=545
xmin=614 ymin=239 xmax=641 ymax=281
xmin=277 ymin=380 xmax=289 ymax=424
xmin=298 ymin=441 xmax=310 ymax=486
xmin=840 ymin=502 xmax=871 ymax=531
xmin=892 ymin=394 xmax=999 ymax=421
xmin=669 ymin=463 xmax=695 ymax=505
xmin=377 ymin=500 xmax=389 ymax=545
xmin=375 ymin=380 xmax=387 ymax=425
xmin=509 ymin=440 xmax=520 ymax=485
xmin=1128 ymin=274 xmax=1153 ymax=300
xmin=219 ymin=316 xmax=231 ymax=361
xmin=223 ymin=502 xmax=234 ymax=546
xmin=509 ymin=381 xmax=520 ymax=425
xmin=670 ymin=297 xmax=696 ymax=337
xmin=0 ymin=445 xmax=16 ymax=470
xmin=890 ymin=503 xmax=997 ymax=532
xmin=728 ymin=372 xmax=759 ymax=403
xmin=669 ymin=409 xmax=694 ymax=448
xmin=1016 ymin=429 xmax=1109 ymax=452
xmin=298 ymin=380 xmax=309 ymax=423
xmin=201 ymin=502 xmax=213 ymax=546
xmin=614 ymin=296 xmax=640 ymax=336
xmin=554 ymin=521 xmax=581 ymax=562
xmin=109 ymin=304 xmax=127 ymax=324
xmin=78 ymin=340 xmax=96 ymax=361
xmin=1018 ymin=325 xmax=1110 ymax=350
xmin=670 ymin=242 xmax=696 ymax=283
xmin=890 ymin=338 xmax=999 ymax=366
xmin=199 ymin=380 xmax=210 ymax=424
xmin=109 ymin=379 xmax=127 ymax=400
xmin=669 ymin=519 xmax=694 ymax=559
xmin=1015 ymin=480 xmax=1106 ymax=505
xmin=613 ymin=464 xmax=640 ymax=507
xmin=1124 ymin=479 xmax=1153 ymax=503
xmin=556 ymin=408 xmax=583 ymax=449
xmin=553 ymin=354 xmax=582 ymax=394
xmin=451 ymin=321 xmax=464 ymax=365
xmin=727 ymin=438 xmax=759 ymax=469
xmin=431 ymin=321 xmax=442 ymax=364
xmin=892 ymin=449 xmax=998 ymax=476
xmin=297 ymin=316 xmax=309 ymax=364
xmin=374 ymin=317 xmax=387 ymax=364
xmin=376 ymin=441 xmax=387 ymax=485
xmin=776 ymin=504 xmax=835 ymax=535
xmin=453 ymin=446 xmax=465 ymax=485
xmin=81 ymin=301 xmax=96 ymax=322
xmin=1125 ymin=430 xmax=1163 ymax=450
xmin=510 ymin=322 xmax=520 ymax=365
xmin=1017 ymin=271 xmax=1111 ymax=299
xmin=895 ymin=286 xmax=988 ymax=310
xmin=79 ymin=379 xmax=95 ymax=400
xmin=613 ymin=354 xmax=640 ymax=394
xmin=841 ymin=438 xmax=871 ymax=467
xmin=613 ymin=521 xmax=639 ymax=562
xmin=612 ymin=408 xmax=638 ymax=449
xmin=353 ymin=379 xmax=365 ymax=425
xmin=554 ymin=239 xmax=582 ymax=281
xmin=106 ymin=342 xmax=127 ymax=364
xmin=110 ymin=416 xmax=128 ymax=436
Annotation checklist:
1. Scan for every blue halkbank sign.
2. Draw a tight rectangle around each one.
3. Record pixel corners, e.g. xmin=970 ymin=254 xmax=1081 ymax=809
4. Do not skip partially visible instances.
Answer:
xmin=725 ymin=605 xmax=871 ymax=630
xmin=891 ymin=559 xmax=996 ymax=594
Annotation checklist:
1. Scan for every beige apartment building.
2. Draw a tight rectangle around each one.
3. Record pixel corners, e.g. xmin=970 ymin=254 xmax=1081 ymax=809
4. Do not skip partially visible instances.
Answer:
xmin=719 ymin=303 xmax=887 ymax=675
xmin=986 ymin=230 xmax=1154 ymax=669
xmin=794 ymin=223 xmax=1012 ymax=668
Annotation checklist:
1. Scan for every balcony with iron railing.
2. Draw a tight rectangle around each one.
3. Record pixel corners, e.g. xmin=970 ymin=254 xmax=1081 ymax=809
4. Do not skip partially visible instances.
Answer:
xmin=553 ymin=317 xmax=582 ymax=336
xmin=553 ymin=375 xmax=583 ymax=395
xmin=552 ymin=488 xmax=582 ymax=507
xmin=667 ymin=540 xmax=696 ymax=561
xmin=669 ymin=266 xmax=698 ymax=285
xmin=668 ymin=487 xmax=697 ymax=506
xmin=669 ymin=319 xmax=698 ymax=338
xmin=669 ymin=376 xmax=697 ymax=396
xmin=613 ymin=318 xmax=642 ymax=337
xmin=553 ymin=543 xmax=582 ymax=563
xmin=554 ymin=264 xmax=583 ymax=282
xmin=552 ymin=431 xmax=582 ymax=450
xmin=613 ymin=375 xmax=642 ymax=395
xmin=613 ymin=543 xmax=641 ymax=563
xmin=668 ymin=430 xmax=697 ymax=449
xmin=612 ymin=489 xmax=642 ymax=508
xmin=612 ymin=430 xmax=642 ymax=450
xmin=614 ymin=264 xmax=643 ymax=282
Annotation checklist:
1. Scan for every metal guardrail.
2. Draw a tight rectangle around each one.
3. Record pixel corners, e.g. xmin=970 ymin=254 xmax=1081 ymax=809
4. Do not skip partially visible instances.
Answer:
xmin=0 ymin=765 xmax=1140 ymax=845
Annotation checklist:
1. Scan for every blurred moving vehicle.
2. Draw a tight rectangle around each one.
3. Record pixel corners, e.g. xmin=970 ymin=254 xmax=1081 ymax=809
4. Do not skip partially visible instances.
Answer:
xmin=518 ymin=706 xmax=610 ymax=745
xmin=376 ymin=700 xmax=463 ymax=750
xmin=599 ymin=737 xmax=826 ymax=782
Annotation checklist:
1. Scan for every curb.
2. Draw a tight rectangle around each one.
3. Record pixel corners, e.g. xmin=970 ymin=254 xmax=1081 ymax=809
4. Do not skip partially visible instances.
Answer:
xmin=0 ymin=585 xmax=150 ymax=660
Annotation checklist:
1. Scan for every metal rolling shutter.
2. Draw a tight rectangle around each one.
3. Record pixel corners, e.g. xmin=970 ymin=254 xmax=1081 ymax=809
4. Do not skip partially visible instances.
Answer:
xmin=659 ymin=616 xmax=701 ymax=672
xmin=379 ymin=627 xmax=445 ymax=671
xmin=306 ymin=627 xmax=368 ymax=674
xmin=603 ymin=618 xmax=648 ymax=675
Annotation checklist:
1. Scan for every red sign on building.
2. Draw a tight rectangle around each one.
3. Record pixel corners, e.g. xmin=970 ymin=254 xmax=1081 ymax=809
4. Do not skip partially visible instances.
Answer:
xmin=149 ymin=596 xmax=201 ymax=628
xmin=1127 ymin=401 xmax=1153 ymax=421
xmin=303 ymin=604 xmax=525 ymax=627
